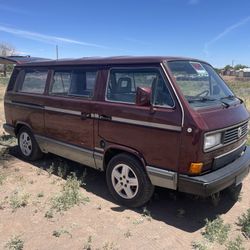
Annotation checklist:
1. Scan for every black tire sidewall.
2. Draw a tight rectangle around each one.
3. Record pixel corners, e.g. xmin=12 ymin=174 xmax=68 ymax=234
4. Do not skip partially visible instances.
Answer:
xmin=106 ymin=153 xmax=154 ymax=207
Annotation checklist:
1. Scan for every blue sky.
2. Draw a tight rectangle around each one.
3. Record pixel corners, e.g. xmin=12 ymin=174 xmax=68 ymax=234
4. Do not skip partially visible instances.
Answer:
xmin=0 ymin=0 xmax=250 ymax=67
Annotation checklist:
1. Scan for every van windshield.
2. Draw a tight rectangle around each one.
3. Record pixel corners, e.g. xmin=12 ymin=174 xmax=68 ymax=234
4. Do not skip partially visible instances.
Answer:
xmin=166 ymin=60 xmax=238 ymax=109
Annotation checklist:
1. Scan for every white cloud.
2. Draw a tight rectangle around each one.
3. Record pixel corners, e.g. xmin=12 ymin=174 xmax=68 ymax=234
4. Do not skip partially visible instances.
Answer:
xmin=204 ymin=16 xmax=250 ymax=56
xmin=0 ymin=25 xmax=108 ymax=49
xmin=15 ymin=51 xmax=30 ymax=55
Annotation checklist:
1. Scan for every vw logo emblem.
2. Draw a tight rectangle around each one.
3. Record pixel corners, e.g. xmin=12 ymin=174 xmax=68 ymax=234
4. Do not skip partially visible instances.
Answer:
xmin=238 ymin=127 xmax=243 ymax=138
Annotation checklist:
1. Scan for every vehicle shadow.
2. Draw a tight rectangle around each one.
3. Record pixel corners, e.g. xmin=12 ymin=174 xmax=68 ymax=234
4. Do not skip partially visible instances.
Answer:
xmin=7 ymin=146 xmax=238 ymax=233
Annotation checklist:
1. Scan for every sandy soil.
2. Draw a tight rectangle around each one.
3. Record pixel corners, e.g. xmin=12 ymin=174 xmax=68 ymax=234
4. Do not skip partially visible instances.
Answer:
xmin=0 ymin=84 xmax=249 ymax=250
xmin=0 ymin=85 xmax=6 ymax=134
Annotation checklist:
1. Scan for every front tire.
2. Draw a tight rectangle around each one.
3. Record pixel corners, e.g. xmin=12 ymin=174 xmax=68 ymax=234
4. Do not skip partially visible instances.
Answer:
xmin=106 ymin=153 xmax=154 ymax=208
xmin=226 ymin=183 xmax=242 ymax=201
xmin=17 ymin=127 xmax=43 ymax=161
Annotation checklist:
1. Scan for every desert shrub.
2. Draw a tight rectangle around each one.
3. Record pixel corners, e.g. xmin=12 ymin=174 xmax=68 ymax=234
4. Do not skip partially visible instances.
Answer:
xmin=51 ymin=174 xmax=89 ymax=212
xmin=202 ymin=217 xmax=231 ymax=244
xmin=226 ymin=236 xmax=244 ymax=250
xmin=4 ymin=235 xmax=24 ymax=250
xmin=9 ymin=191 xmax=29 ymax=211
xmin=237 ymin=209 xmax=250 ymax=238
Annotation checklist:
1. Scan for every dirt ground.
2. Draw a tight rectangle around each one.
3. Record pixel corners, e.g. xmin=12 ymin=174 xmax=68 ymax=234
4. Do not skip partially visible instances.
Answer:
xmin=0 ymin=83 xmax=249 ymax=250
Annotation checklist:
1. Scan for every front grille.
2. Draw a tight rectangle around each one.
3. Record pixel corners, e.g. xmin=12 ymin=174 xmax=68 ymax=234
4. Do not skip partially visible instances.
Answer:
xmin=223 ymin=121 xmax=248 ymax=145
xmin=213 ymin=143 xmax=245 ymax=170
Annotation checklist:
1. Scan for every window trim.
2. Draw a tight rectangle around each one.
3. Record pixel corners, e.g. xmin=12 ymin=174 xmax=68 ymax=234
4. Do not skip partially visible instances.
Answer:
xmin=161 ymin=62 xmax=184 ymax=127
xmin=7 ymin=68 xmax=20 ymax=92
xmin=17 ymin=69 xmax=48 ymax=95
xmin=48 ymin=68 xmax=98 ymax=99
xmin=105 ymin=66 xmax=175 ymax=108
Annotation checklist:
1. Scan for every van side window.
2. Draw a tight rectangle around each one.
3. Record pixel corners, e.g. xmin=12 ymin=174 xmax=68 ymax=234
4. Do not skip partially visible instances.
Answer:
xmin=18 ymin=70 xmax=47 ymax=94
xmin=7 ymin=68 xmax=20 ymax=91
xmin=106 ymin=69 xmax=174 ymax=107
xmin=51 ymin=72 xmax=71 ymax=95
xmin=50 ymin=70 xmax=97 ymax=97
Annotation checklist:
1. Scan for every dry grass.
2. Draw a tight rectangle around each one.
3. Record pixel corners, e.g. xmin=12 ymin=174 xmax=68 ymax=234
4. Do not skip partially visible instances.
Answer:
xmin=223 ymin=76 xmax=250 ymax=145
xmin=0 ymin=76 xmax=10 ymax=86
xmin=223 ymin=76 xmax=250 ymax=110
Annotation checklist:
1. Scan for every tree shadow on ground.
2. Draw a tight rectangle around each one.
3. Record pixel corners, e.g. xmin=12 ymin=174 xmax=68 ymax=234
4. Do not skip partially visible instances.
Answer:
xmin=7 ymin=145 xmax=238 ymax=233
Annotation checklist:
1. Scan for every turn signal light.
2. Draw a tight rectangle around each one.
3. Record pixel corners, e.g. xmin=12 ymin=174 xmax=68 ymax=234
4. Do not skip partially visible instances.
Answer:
xmin=189 ymin=162 xmax=203 ymax=174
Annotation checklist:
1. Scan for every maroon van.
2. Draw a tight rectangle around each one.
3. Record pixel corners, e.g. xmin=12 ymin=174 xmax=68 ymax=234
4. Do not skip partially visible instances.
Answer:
xmin=3 ymin=56 xmax=250 ymax=207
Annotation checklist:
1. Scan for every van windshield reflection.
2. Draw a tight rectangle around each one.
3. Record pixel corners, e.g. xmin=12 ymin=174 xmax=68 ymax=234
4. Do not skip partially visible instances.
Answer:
xmin=166 ymin=61 xmax=239 ymax=109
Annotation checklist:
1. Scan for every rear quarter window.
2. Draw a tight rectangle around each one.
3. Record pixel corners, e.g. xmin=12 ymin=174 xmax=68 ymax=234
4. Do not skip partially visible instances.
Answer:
xmin=7 ymin=68 xmax=20 ymax=91
xmin=18 ymin=70 xmax=48 ymax=94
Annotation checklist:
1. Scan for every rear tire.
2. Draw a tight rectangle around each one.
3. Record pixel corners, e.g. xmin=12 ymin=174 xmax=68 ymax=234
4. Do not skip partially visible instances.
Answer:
xmin=106 ymin=153 xmax=154 ymax=208
xmin=17 ymin=127 xmax=43 ymax=161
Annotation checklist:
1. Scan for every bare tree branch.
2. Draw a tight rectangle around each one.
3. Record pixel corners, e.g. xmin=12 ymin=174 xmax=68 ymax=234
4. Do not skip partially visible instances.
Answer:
xmin=0 ymin=42 xmax=16 ymax=76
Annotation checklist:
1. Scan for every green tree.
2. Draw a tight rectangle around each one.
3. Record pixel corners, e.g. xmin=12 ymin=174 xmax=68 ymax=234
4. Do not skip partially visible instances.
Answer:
xmin=234 ymin=64 xmax=248 ymax=70
xmin=224 ymin=65 xmax=232 ymax=70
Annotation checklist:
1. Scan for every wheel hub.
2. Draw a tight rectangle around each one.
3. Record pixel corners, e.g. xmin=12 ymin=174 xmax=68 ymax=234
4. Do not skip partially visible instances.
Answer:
xmin=111 ymin=164 xmax=139 ymax=199
xmin=19 ymin=132 xmax=32 ymax=156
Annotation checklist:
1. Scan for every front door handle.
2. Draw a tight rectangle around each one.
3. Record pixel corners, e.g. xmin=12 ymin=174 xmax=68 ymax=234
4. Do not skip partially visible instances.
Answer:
xmin=99 ymin=114 xmax=112 ymax=121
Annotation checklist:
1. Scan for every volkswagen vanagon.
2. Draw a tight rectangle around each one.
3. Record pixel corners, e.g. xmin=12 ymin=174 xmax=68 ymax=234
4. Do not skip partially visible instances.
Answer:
xmin=3 ymin=56 xmax=250 ymax=207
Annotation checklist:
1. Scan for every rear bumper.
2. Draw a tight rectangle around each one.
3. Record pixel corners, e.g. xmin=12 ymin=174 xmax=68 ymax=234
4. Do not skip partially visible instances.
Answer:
xmin=178 ymin=146 xmax=250 ymax=196
xmin=3 ymin=123 xmax=15 ymax=136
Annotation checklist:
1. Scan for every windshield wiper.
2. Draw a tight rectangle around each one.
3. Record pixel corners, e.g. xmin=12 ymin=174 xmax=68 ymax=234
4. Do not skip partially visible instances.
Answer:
xmin=187 ymin=96 xmax=231 ymax=108
xmin=220 ymin=100 xmax=230 ymax=108
xmin=221 ymin=95 xmax=243 ymax=104
xmin=220 ymin=95 xmax=235 ymax=100
xmin=220 ymin=95 xmax=244 ymax=106
xmin=187 ymin=97 xmax=216 ymax=103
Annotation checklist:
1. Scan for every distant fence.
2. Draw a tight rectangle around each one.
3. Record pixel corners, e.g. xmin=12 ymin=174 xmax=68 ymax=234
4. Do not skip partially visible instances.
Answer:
xmin=235 ymin=77 xmax=250 ymax=82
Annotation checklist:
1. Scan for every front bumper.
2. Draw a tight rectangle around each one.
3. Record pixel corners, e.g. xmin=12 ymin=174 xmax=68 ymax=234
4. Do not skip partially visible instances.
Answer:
xmin=178 ymin=146 xmax=250 ymax=196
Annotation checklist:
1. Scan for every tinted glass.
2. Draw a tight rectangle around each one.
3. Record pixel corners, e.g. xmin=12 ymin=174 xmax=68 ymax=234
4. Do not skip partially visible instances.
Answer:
xmin=7 ymin=68 xmax=20 ymax=91
xmin=167 ymin=61 xmax=235 ymax=109
xmin=107 ymin=69 xmax=174 ymax=107
xmin=50 ymin=70 xmax=97 ymax=97
xmin=19 ymin=70 xmax=47 ymax=94
xmin=51 ymin=72 xmax=71 ymax=94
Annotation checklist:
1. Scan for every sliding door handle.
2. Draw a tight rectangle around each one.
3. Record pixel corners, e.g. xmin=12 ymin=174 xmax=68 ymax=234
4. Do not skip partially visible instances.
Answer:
xmin=99 ymin=114 xmax=112 ymax=120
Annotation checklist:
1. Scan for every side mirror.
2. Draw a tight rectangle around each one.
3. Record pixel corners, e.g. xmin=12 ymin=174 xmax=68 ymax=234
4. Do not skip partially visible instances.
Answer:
xmin=136 ymin=87 xmax=151 ymax=106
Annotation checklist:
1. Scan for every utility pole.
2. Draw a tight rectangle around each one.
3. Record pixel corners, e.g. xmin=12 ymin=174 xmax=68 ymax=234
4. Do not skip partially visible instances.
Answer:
xmin=56 ymin=45 xmax=59 ymax=60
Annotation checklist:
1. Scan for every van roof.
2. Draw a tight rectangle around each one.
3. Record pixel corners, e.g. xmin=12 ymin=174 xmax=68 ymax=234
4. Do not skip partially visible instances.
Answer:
xmin=18 ymin=56 xmax=208 ymax=67
xmin=0 ymin=55 xmax=50 ymax=65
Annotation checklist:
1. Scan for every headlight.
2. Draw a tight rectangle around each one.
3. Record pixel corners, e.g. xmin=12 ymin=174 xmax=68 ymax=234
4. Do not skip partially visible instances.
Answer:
xmin=204 ymin=133 xmax=222 ymax=151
